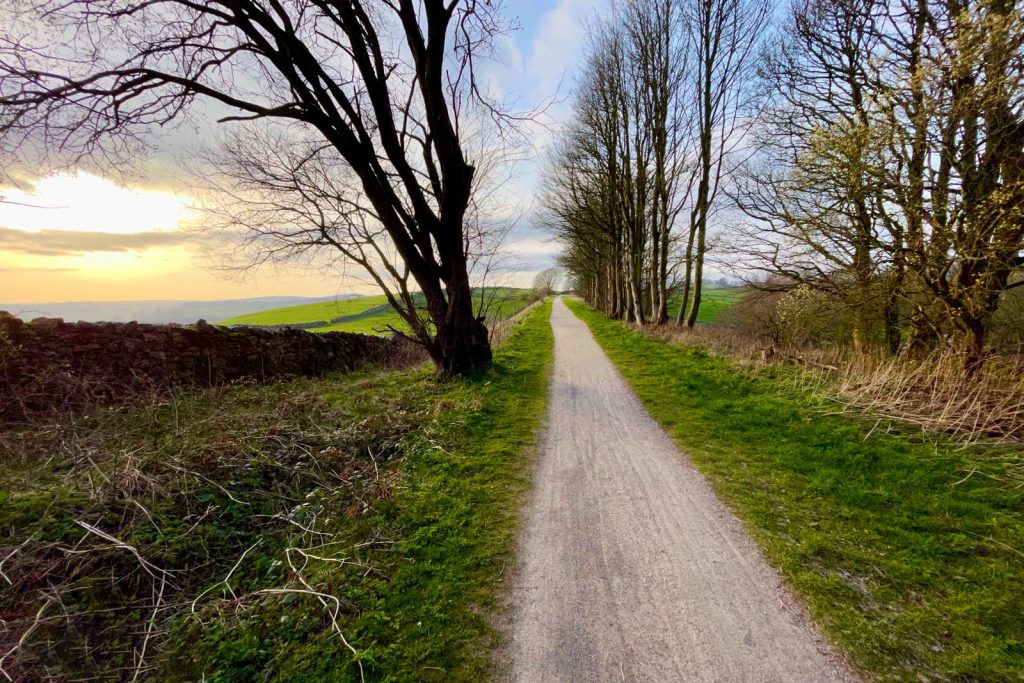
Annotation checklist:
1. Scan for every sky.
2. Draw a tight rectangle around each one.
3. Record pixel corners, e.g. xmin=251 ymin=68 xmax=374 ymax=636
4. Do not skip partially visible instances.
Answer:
xmin=0 ymin=0 xmax=596 ymax=304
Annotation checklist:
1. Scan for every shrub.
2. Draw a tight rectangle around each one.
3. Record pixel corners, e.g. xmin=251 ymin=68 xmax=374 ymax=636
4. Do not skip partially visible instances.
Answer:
xmin=991 ymin=287 xmax=1024 ymax=354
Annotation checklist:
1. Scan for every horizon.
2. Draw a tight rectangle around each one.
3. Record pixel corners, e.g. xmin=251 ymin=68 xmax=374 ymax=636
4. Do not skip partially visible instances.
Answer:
xmin=0 ymin=293 xmax=344 ymax=306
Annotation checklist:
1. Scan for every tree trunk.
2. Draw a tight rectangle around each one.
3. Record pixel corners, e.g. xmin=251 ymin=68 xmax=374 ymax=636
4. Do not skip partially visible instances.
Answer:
xmin=962 ymin=317 xmax=988 ymax=377
xmin=629 ymin=260 xmax=646 ymax=324
xmin=850 ymin=229 xmax=873 ymax=353
xmin=427 ymin=270 xmax=492 ymax=378
xmin=676 ymin=224 xmax=695 ymax=325
xmin=685 ymin=246 xmax=703 ymax=329
xmin=685 ymin=196 xmax=707 ymax=328
xmin=656 ymin=204 xmax=670 ymax=325
xmin=901 ymin=0 xmax=932 ymax=357
xmin=883 ymin=273 xmax=902 ymax=355
xmin=612 ymin=259 xmax=624 ymax=319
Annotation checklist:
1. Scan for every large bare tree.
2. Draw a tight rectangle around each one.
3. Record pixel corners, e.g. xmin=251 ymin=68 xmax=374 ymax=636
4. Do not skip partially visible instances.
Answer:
xmin=0 ymin=0 xmax=517 ymax=376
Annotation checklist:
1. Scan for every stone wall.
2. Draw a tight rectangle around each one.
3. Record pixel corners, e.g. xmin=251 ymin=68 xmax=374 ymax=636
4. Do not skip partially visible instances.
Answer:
xmin=0 ymin=312 xmax=422 ymax=421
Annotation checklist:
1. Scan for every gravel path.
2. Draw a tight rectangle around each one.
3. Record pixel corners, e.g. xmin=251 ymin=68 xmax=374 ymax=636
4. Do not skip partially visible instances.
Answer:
xmin=506 ymin=297 xmax=857 ymax=682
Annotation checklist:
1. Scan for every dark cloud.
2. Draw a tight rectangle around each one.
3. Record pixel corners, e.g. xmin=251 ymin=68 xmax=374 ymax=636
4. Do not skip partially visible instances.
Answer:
xmin=0 ymin=227 xmax=190 ymax=256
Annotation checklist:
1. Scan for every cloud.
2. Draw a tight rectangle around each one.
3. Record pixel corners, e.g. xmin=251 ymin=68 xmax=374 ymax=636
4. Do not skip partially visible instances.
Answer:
xmin=0 ymin=227 xmax=190 ymax=256
xmin=496 ymin=236 xmax=561 ymax=275
xmin=527 ymin=0 xmax=593 ymax=104
xmin=504 ymin=236 xmax=559 ymax=256
xmin=0 ymin=172 xmax=196 ymax=234
xmin=0 ymin=266 xmax=77 ymax=272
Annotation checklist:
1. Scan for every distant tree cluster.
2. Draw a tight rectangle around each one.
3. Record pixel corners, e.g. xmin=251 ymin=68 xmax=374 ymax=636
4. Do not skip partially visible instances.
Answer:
xmin=547 ymin=0 xmax=1024 ymax=374
xmin=531 ymin=267 xmax=562 ymax=300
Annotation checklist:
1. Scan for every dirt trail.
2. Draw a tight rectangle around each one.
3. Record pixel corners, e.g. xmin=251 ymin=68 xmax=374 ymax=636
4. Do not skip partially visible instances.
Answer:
xmin=506 ymin=297 xmax=857 ymax=682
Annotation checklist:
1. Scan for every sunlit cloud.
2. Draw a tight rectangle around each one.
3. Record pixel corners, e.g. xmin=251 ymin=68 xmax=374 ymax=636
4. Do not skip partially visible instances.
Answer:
xmin=0 ymin=227 xmax=191 ymax=256
xmin=0 ymin=172 xmax=196 ymax=235
xmin=0 ymin=3 xmax=581 ymax=304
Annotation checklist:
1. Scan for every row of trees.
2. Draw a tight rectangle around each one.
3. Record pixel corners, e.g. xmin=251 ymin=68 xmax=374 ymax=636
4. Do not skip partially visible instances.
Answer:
xmin=549 ymin=0 xmax=1024 ymax=374
xmin=544 ymin=0 xmax=768 ymax=327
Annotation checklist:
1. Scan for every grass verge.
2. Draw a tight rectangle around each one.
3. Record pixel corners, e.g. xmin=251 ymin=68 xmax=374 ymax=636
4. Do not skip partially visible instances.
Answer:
xmin=565 ymin=298 xmax=1023 ymax=682
xmin=0 ymin=299 xmax=553 ymax=682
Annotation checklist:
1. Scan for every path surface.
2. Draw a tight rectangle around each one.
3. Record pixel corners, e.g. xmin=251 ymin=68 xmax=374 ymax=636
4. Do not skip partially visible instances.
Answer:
xmin=507 ymin=298 xmax=857 ymax=682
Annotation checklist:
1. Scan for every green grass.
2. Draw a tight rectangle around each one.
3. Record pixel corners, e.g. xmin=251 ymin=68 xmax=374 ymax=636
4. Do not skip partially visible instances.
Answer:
xmin=315 ymin=305 xmax=412 ymax=334
xmin=667 ymin=287 xmax=745 ymax=323
xmin=220 ymin=288 xmax=534 ymax=336
xmin=565 ymin=298 xmax=1024 ymax=682
xmin=1 ymin=300 xmax=554 ymax=681
xmin=218 ymin=295 xmax=391 ymax=326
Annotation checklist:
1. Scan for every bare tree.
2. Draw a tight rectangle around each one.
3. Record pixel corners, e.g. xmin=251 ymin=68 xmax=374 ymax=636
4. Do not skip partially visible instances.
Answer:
xmin=541 ymin=0 xmax=691 ymax=325
xmin=0 ymin=0 xmax=524 ymax=376
xmin=531 ymin=267 xmax=561 ymax=298
xmin=677 ymin=0 xmax=770 ymax=328
xmin=627 ymin=0 xmax=689 ymax=323
xmin=729 ymin=0 xmax=888 ymax=349
xmin=540 ymin=23 xmax=630 ymax=318
xmin=731 ymin=0 xmax=1024 ymax=372
xmin=913 ymin=0 xmax=1024 ymax=373
xmin=199 ymin=110 xmax=518 ymax=342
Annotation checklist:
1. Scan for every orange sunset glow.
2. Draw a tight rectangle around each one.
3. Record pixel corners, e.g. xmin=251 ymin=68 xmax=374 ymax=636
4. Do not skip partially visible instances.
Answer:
xmin=0 ymin=172 xmax=354 ymax=303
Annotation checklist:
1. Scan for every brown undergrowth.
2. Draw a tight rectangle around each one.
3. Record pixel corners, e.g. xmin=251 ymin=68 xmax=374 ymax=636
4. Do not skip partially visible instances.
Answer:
xmin=0 ymin=375 xmax=429 ymax=680
xmin=0 ymin=299 xmax=555 ymax=681
xmin=645 ymin=324 xmax=1024 ymax=462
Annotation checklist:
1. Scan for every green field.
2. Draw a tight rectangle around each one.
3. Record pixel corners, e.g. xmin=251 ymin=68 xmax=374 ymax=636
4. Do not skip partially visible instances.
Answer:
xmin=219 ymin=287 xmax=737 ymax=333
xmin=667 ymin=287 xmax=746 ymax=323
xmin=218 ymin=295 xmax=390 ymax=327
xmin=219 ymin=288 xmax=533 ymax=336
xmin=566 ymin=298 xmax=1024 ymax=682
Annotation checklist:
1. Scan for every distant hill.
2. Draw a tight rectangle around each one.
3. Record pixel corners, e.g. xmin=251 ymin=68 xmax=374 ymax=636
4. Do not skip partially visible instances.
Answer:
xmin=217 ymin=295 xmax=390 ymax=327
xmin=0 ymin=295 xmax=357 ymax=324
xmin=219 ymin=287 xmax=534 ymax=336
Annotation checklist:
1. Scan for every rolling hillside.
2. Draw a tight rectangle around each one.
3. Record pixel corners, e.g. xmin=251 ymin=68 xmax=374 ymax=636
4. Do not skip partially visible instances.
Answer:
xmin=217 ymin=295 xmax=390 ymax=327
xmin=0 ymin=296 xmax=346 ymax=325
xmin=219 ymin=288 xmax=534 ymax=335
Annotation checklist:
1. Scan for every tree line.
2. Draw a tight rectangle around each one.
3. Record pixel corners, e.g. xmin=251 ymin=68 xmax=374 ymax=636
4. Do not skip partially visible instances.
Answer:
xmin=546 ymin=0 xmax=1024 ymax=374
xmin=543 ymin=0 xmax=768 ymax=327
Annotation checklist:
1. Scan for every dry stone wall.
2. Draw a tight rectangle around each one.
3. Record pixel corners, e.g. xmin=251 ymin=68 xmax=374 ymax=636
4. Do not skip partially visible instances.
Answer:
xmin=0 ymin=312 xmax=420 ymax=421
